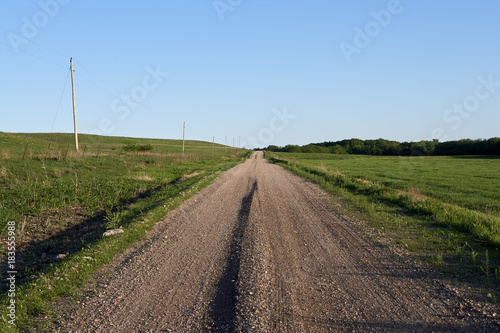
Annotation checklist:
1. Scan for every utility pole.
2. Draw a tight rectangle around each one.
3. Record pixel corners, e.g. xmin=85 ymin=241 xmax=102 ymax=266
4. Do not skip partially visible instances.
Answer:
xmin=182 ymin=122 xmax=185 ymax=156
xmin=239 ymin=136 xmax=241 ymax=148
xmin=233 ymin=137 xmax=235 ymax=147
xmin=70 ymin=58 xmax=79 ymax=152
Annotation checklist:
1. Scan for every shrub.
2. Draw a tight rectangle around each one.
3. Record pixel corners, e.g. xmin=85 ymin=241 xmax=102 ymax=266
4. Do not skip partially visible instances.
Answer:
xmin=123 ymin=143 xmax=153 ymax=152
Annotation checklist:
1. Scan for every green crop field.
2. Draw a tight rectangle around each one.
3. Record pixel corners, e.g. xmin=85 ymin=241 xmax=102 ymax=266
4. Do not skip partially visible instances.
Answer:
xmin=267 ymin=151 xmax=500 ymax=295
xmin=274 ymin=153 xmax=500 ymax=216
xmin=0 ymin=132 xmax=248 ymax=331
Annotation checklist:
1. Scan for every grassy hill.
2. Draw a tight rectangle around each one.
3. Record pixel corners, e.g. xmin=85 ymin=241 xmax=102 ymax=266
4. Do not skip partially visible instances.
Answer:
xmin=0 ymin=132 xmax=230 ymax=157
xmin=0 ymin=132 xmax=241 ymax=229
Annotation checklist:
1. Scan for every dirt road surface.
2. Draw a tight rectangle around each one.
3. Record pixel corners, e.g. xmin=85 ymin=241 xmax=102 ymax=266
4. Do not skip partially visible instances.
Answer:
xmin=61 ymin=152 xmax=496 ymax=332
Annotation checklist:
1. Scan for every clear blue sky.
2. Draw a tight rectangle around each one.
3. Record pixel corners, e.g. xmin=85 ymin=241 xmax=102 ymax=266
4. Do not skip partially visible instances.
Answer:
xmin=1 ymin=0 xmax=499 ymax=148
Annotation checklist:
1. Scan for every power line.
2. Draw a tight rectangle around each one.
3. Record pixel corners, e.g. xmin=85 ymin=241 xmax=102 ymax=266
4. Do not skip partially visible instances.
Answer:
xmin=0 ymin=40 xmax=66 ymax=69
xmin=72 ymin=60 xmax=121 ymax=96
xmin=50 ymin=67 xmax=71 ymax=132
xmin=0 ymin=25 xmax=69 ymax=58
xmin=73 ymin=70 xmax=183 ymax=125
xmin=0 ymin=27 xmax=185 ymax=129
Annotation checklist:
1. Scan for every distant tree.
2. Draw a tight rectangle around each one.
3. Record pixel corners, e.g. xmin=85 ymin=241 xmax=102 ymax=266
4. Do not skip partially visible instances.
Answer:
xmin=301 ymin=144 xmax=329 ymax=153
xmin=330 ymin=145 xmax=347 ymax=154
xmin=378 ymin=139 xmax=400 ymax=155
xmin=266 ymin=145 xmax=280 ymax=152
xmin=283 ymin=145 xmax=302 ymax=153
xmin=343 ymin=139 xmax=363 ymax=154
xmin=487 ymin=138 xmax=500 ymax=154
xmin=271 ymin=137 xmax=500 ymax=156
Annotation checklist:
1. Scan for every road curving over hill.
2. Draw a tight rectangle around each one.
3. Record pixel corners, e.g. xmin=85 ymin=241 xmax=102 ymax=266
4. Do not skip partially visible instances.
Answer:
xmin=62 ymin=151 xmax=496 ymax=332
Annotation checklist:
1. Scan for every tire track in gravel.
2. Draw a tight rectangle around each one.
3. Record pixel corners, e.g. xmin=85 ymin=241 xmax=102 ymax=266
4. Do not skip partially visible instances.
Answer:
xmin=61 ymin=151 xmax=497 ymax=332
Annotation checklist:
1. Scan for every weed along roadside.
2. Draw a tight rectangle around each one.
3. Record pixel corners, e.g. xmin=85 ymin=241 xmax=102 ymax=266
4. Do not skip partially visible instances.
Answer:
xmin=265 ymin=151 xmax=500 ymax=313
xmin=0 ymin=132 xmax=249 ymax=332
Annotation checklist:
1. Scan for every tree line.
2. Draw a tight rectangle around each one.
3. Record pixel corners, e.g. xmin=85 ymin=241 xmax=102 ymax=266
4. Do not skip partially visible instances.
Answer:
xmin=263 ymin=138 xmax=500 ymax=156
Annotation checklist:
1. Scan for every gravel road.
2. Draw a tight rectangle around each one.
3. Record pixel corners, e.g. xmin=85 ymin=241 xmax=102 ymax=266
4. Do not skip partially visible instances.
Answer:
xmin=62 ymin=152 xmax=497 ymax=332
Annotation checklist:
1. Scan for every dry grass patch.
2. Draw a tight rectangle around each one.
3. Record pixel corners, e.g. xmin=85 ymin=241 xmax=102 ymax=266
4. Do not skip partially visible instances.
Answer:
xmin=317 ymin=163 xmax=328 ymax=172
xmin=406 ymin=187 xmax=426 ymax=201
xmin=53 ymin=169 xmax=69 ymax=177
xmin=356 ymin=178 xmax=373 ymax=185
xmin=182 ymin=171 xmax=202 ymax=180
xmin=134 ymin=175 xmax=153 ymax=181
xmin=1 ymin=150 xmax=10 ymax=160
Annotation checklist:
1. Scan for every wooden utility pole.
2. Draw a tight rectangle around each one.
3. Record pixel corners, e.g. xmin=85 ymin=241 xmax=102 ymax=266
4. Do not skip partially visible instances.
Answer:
xmin=182 ymin=122 xmax=185 ymax=156
xmin=70 ymin=58 xmax=79 ymax=152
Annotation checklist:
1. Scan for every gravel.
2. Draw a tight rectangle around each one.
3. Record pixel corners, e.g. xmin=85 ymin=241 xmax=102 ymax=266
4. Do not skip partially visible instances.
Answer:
xmin=60 ymin=152 xmax=499 ymax=332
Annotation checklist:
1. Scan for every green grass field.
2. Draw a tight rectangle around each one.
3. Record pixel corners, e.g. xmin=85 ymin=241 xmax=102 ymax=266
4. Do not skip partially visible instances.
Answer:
xmin=0 ymin=132 xmax=243 ymax=232
xmin=275 ymin=153 xmax=500 ymax=216
xmin=268 ymin=152 xmax=500 ymax=299
xmin=0 ymin=132 xmax=247 ymax=331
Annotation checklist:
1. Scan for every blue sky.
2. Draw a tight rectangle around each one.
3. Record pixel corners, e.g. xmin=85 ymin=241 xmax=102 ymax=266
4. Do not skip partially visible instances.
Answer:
xmin=1 ymin=0 xmax=499 ymax=148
